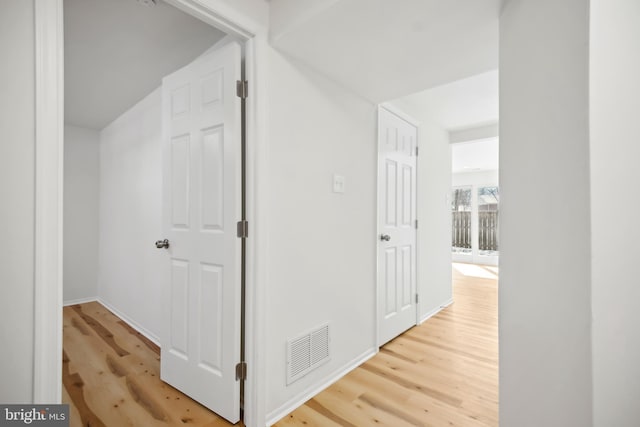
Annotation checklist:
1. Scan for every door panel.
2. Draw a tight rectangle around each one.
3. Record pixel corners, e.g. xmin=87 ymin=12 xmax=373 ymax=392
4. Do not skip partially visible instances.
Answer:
xmin=402 ymin=165 xmax=413 ymax=226
xmin=161 ymin=41 xmax=242 ymax=424
xmin=385 ymin=160 xmax=397 ymax=225
xmin=171 ymin=136 xmax=191 ymax=227
xmin=385 ymin=247 xmax=397 ymax=316
xmin=378 ymin=106 xmax=418 ymax=346
xmin=199 ymin=263 xmax=223 ymax=373
xmin=201 ymin=127 xmax=224 ymax=230
xmin=170 ymin=260 xmax=189 ymax=357
xmin=401 ymin=245 xmax=412 ymax=307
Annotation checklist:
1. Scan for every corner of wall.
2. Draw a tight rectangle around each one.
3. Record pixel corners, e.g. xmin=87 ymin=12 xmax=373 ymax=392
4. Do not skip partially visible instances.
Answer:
xmin=63 ymin=125 xmax=100 ymax=304
xmin=419 ymin=298 xmax=453 ymax=324
xmin=264 ymin=347 xmax=376 ymax=425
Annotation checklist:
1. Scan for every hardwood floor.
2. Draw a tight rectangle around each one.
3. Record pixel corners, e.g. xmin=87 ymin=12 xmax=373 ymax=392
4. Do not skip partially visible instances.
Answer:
xmin=62 ymin=301 xmax=242 ymax=427
xmin=63 ymin=263 xmax=497 ymax=426
xmin=273 ymin=263 xmax=498 ymax=427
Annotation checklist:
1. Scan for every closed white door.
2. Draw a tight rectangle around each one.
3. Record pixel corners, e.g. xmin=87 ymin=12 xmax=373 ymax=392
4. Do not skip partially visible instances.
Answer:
xmin=377 ymin=106 xmax=418 ymax=346
xmin=160 ymin=41 xmax=242 ymax=423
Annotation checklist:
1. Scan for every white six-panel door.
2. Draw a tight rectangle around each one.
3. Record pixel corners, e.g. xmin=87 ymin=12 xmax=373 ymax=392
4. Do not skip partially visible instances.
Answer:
xmin=160 ymin=41 xmax=242 ymax=423
xmin=377 ymin=106 xmax=418 ymax=346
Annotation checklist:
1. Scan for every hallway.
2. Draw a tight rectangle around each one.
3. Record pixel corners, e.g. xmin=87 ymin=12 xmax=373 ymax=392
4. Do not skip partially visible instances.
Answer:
xmin=274 ymin=263 xmax=498 ymax=426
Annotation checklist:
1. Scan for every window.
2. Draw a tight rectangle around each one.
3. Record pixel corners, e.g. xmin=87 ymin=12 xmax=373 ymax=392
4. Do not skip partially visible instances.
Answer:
xmin=451 ymin=187 xmax=472 ymax=254
xmin=478 ymin=186 xmax=499 ymax=256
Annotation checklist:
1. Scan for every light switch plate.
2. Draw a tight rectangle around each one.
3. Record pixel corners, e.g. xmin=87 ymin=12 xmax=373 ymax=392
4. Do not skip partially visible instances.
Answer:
xmin=333 ymin=174 xmax=345 ymax=194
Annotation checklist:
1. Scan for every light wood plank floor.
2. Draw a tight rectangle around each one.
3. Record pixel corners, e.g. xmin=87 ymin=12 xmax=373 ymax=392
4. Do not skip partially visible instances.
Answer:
xmin=62 ymin=301 xmax=242 ymax=427
xmin=63 ymin=263 xmax=497 ymax=427
xmin=273 ymin=263 xmax=498 ymax=427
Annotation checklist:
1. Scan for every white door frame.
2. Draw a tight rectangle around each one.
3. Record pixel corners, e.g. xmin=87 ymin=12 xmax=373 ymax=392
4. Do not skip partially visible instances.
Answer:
xmin=375 ymin=103 xmax=421 ymax=347
xmin=33 ymin=1 xmax=267 ymax=426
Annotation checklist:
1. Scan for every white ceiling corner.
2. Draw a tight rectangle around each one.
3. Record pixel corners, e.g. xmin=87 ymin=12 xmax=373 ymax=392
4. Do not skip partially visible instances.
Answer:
xmin=270 ymin=0 xmax=500 ymax=103
xmin=389 ymin=70 xmax=499 ymax=173
xmin=394 ymin=69 xmax=499 ymax=131
xmin=64 ymin=0 xmax=226 ymax=130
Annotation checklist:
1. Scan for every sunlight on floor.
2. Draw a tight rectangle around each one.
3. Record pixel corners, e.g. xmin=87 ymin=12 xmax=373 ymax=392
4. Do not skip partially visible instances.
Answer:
xmin=453 ymin=262 xmax=499 ymax=279
xmin=484 ymin=266 xmax=499 ymax=275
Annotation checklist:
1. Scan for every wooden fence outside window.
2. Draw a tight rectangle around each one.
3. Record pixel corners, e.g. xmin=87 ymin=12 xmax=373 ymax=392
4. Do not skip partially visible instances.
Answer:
xmin=452 ymin=211 xmax=499 ymax=251
xmin=452 ymin=211 xmax=472 ymax=249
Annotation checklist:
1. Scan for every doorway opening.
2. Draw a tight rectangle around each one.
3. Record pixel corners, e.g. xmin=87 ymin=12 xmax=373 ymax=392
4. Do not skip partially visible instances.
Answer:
xmin=372 ymin=69 xmax=499 ymax=423
xmin=62 ymin=0 xmax=249 ymax=425
xmin=378 ymin=67 xmax=498 ymax=328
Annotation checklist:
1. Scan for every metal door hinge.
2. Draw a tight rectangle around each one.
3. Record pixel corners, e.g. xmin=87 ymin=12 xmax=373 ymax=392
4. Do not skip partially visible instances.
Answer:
xmin=415 ymin=146 xmax=419 ymax=156
xmin=235 ymin=361 xmax=247 ymax=381
xmin=237 ymin=220 xmax=249 ymax=238
xmin=415 ymin=294 xmax=419 ymax=304
xmin=236 ymin=80 xmax=248 ymax=99
xmin=415 ymin=219 xmax=418 ymax=229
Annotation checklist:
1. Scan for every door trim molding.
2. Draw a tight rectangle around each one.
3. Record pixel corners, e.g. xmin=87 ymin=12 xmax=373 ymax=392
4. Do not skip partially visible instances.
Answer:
xmin=34 ymin=2 xmax=266 ymax=425
xmin=163 ymin=0 xmax=259 ymax=40
xmin=33 ymin=0 xmax=64 ymax=404
xmin=379 ymin=102 xmax=421 ymax=127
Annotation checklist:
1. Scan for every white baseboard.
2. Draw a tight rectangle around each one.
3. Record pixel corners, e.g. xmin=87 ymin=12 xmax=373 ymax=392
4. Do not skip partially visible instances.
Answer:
xmin=419 ymin=298 xmax=454 ymax=324
xmin=97 ymin=297 xmax=161 ymax=347
xmin=63 ymin=296 xmax=98 ymax=306
xmin=265 ymin=347 xmax=377 ymax=426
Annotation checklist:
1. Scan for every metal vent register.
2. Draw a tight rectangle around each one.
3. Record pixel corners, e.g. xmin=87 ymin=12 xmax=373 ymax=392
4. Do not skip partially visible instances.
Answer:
xmin=286 ymin=323 xmax=330 ymax=385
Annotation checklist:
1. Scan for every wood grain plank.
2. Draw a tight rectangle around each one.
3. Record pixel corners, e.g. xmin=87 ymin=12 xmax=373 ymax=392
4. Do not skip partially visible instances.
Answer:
xmin=62 ymin=350 xmax=106 ymax=427
xmin=275 ymin=404 xmax=343 ymax=427
xmin=62 ymin=302 xmax=242 ymax=427
xmin=360 ymin=362 xmax=464 ymax=408
xmin=70 ymin=305 xmax=129 ymax=357
xmin=118 ymin=320 xmax=160 ymax=355
xmin=357 ymin=393 xmax=428 ymax=427
xmin=306 ymin=399 xmax=360 ymax=427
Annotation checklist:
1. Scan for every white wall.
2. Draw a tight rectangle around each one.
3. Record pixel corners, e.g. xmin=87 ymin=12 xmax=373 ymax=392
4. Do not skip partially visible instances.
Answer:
xmin=98 ymin=87 xmax=164 ymax=341
xmin=416 ymin=119 xmax=454 ymax=319
xmin=264 ymin=48 xmax=378 ymax=421
xmin=0 ymin=0 xmax=35 ymax=403
xmin=269 ymin=0 xmax=338 ymax=42
xmin=64 ymin=125 xmax=99 ymax=304
xmin=500 ymin=0 xmax=592 ymax=425
xmin=590 ymin=0 xmax=640 ymax=424
xmin=215 ymin=0 xmax=268 ymax=27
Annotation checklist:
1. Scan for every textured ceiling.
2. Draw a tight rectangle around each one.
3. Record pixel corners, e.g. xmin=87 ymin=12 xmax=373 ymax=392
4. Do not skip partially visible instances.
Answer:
xmin=64 ymin=0 xmax=226 ymax=129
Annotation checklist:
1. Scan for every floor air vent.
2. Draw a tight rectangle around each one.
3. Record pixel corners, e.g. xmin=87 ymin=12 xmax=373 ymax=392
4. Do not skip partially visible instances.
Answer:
xmin=286 ymin=323 xmax=330 ymax=385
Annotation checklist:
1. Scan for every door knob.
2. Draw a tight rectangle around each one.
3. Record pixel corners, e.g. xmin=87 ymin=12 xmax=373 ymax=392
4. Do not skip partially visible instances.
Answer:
xmin=155 ymin=239 xmax=170 ymax=249
xmin=380 ymin=234 xmax=391 ymax=242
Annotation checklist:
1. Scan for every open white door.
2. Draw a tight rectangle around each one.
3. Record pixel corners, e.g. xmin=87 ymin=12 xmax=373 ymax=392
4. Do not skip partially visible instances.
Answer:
xmin=160 ymin=41 xmax=242 ymax=423
xmin=377 ymin=106 xmax=418 ymax=346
